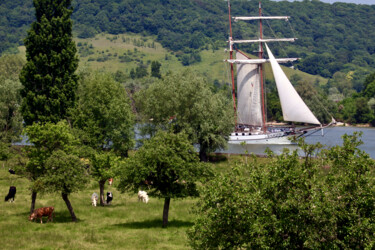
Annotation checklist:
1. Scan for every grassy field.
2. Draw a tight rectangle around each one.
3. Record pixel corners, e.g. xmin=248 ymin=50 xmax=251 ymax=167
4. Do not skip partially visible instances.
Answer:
xmin=0 ymin=154 xmax=249 ymax=249
xmin=17 ymin=32 xmax=328 ymax=86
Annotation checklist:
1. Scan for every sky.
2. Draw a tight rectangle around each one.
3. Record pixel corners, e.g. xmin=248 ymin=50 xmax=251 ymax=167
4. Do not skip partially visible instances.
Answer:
xmin=272 ymin=0 xmax=375 ymax=4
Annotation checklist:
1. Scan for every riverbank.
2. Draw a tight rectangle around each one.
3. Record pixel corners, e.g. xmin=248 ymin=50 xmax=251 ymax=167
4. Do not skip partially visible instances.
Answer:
xmin=335 ymin=122 xmax=371 ymax=127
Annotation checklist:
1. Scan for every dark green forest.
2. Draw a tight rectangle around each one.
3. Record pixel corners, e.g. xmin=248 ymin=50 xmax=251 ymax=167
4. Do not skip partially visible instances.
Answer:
xmin=2 ymin=0 xmax=375 ymax=78
xmin=1 ymin=0 xmax=375 ymax=124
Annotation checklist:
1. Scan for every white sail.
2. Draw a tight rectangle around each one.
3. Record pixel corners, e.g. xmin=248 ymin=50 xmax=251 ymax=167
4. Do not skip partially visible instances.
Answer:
xmin=236 ymin=52 xmax=263 ymax=126
xmin=265 ymin=43 xmax=320 ymax=125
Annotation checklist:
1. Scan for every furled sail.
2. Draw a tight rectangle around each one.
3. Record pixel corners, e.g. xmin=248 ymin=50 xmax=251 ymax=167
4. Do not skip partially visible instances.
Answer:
xmin=236 ymin=52 xmax=263 ymax=126
xmin=265 ymin=43 xmax=321 ymax=125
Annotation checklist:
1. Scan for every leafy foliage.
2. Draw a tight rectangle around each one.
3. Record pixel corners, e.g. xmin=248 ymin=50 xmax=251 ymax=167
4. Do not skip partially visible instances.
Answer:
xmin=23 ymin=121 xmax=87 ymax=221
xmin=188 ymin=134 xmax=375 ymax=248
xmin=135 ymin=70 xmax=234 ymax=161
xmin=90 ymin=151 xmax=119 ymax=205
xmin=71 ymin=71 xmax=135 ymax=156
xmin=91 ymin=152 xmax=118 ymax=184
xmin=23 ymin=121 xmax=79 ymax=184
xmin=41 ymin=150 xmax=89 ymax=194
xmin=20 ymin=0 xmax=78 ymax=125
xmin=0 ymin=55 xmax=24 ymax=143
xmin=116 ymin=131 xmax=211 ymax=227
xmin=150 ymin=60 xmax=161 ymax=79
xmin=117 ymin=131 xmax=208 ymax=198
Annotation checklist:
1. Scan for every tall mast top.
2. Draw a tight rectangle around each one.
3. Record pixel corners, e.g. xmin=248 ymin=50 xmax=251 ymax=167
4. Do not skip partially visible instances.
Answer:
xmin=233 ymin=16 xmax=290 ymax=21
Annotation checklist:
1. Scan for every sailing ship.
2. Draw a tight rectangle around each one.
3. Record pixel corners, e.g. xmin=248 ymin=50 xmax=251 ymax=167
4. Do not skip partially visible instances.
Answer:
xmin=226 ymin=1 xmax=335 ymax=145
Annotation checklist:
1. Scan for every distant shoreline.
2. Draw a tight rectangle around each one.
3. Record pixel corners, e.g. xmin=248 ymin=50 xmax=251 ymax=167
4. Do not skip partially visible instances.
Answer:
xmin=335 ymin=122 xmax=372 ymax=128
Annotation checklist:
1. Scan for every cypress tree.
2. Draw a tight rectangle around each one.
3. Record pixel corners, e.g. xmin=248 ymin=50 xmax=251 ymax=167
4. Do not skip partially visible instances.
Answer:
xmin=20 ymin=0 xmax=78 ymax=126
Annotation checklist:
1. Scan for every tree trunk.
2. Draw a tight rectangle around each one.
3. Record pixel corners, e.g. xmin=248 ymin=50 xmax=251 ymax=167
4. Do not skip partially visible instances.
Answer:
xmin=99 ymin=180 xmax=106 ymax=206
xmin=62 ymin=192 xmax=77 ymax=222
xmin=199 ymin=144 xmax=209 ymax=162
xmin=30 ymin=191 xmax=37 ymax=215
xmin=162 ymin=197 xmax=171 ymax=228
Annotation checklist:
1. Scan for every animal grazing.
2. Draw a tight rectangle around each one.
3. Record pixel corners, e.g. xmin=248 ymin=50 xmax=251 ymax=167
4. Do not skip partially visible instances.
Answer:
xmin=106 ymin=191 xmax=113 ymax=205
xmin=91 ymin=193 xmax=98 ymax=206
xmin=138 ymin=190 xmax=149 ymax=204
xmin=29 ymin=207 xmax=55 ymax=224
xmin=108 ymin=178 xmax=113 ymax=186
xmin=8 ymin=168 xmax=15 ymax=174
xmin=4 ymin=186 xmax=16 ymax=202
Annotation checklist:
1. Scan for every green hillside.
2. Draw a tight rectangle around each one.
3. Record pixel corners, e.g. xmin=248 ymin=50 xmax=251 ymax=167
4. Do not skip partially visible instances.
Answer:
xmin=16 ymin=32 xmax=327 ymax=86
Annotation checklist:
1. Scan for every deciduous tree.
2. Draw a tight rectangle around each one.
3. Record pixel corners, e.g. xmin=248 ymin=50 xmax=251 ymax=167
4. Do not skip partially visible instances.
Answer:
xmin=41 ymin=150 xmax=89 ymax=221
xmin=150 ymin=61 xmax=161 ymax=78
xmin=0 ymin=55 xmax=24 ymax=161
xmin=71 ymin=71 xmax=135 ymax=202
xmin=91 ymin=152 xmax=119 ymax=206
xmin=24 ymin=121 xmax=85 ymax=218
xmin=71 ymin=71 xmax=135 ymax=156
xmin=135 ymin=71 xmax=234 ymax=161
xmin=117 ymin=131 xmax=211 ymax=227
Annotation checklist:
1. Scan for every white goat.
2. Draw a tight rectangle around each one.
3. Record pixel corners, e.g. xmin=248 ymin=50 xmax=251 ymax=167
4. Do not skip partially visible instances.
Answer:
xmin=91 ymin=192 xmax=98 ymax=206
xmin=138 ymin=190 xmax=149 ymax=204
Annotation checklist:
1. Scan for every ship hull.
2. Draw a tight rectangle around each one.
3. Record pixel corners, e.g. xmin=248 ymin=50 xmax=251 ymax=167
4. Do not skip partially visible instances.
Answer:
xmin=228 ymin=131 xmax=302 ymax=145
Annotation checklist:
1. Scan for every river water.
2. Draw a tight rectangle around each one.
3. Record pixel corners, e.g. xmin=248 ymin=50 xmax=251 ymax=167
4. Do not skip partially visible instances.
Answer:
xmin=16 ymin=126 xmax=375 ymax=158
xmin=218 ymin=127 xmax=375 ymax=159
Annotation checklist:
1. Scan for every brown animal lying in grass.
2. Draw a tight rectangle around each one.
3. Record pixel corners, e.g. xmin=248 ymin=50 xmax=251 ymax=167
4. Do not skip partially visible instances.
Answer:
xmin=29 ymin=207 xmax=55 ymax=224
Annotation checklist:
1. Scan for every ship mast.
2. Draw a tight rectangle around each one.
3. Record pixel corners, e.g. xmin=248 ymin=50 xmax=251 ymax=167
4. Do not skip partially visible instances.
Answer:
xmin=227 ymin=0 xmax=237 ymax=127
xmin=258 ymin=2 xmax=267 ymax=133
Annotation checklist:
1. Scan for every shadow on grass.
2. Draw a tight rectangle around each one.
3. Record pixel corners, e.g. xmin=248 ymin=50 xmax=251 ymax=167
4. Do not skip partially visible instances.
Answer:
xmin=53 ymin=211 xmax=84 ymax=223
xmin=96 ymin=204 xmax=123 ymax=208
xmin=113 ymin=219 xmax=194 ymax=229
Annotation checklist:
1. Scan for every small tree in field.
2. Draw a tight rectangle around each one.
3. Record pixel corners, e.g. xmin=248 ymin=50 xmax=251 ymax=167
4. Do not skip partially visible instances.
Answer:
xmin=91 ymin=152 xmax=118 ymax=205
xmin=71 ymin=71 xmax=135 ymax=203
xmin=117 ymin=131 xmax=211 ymax=227
xmin=24 ymin=121 xmax=88 ymax=220
xmin=41 ymin=150 xmax=89 ymax=221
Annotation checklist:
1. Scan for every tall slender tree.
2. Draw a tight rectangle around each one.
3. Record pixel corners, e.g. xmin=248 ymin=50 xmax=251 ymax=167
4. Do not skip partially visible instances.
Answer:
xmin=19 ymin=0 xmax=78 ymax=214
xmin=20 ymin=0 xmax=78 ymax=125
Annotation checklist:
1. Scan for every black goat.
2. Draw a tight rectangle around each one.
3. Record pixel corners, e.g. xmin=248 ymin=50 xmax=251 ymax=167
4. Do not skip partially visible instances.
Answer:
xmin=5 ymin=186 xmax=16 ymax=202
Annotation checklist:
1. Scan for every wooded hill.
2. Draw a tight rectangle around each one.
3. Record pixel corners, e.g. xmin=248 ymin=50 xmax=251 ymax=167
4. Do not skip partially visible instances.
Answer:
xmin=1 ymin=0 xmax=375 ymax=82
